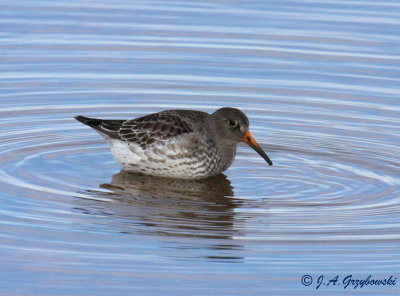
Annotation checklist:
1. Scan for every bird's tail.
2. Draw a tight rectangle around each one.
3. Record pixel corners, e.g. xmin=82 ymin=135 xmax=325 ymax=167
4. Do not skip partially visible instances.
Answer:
xmin=75 ymin=115 xmax=124 ymax=139
xmin=75 ymin=115 xmax=102 ymax=127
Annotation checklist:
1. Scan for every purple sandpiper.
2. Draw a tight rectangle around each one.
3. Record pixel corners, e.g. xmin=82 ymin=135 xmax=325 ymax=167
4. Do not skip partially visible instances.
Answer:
xmin=75 ymin=107 xmax=272 ymax=179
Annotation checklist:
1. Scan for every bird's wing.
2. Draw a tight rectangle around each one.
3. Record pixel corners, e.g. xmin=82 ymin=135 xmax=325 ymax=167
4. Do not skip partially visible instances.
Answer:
xmin=118 ymin=111 xmax=195 ymax=149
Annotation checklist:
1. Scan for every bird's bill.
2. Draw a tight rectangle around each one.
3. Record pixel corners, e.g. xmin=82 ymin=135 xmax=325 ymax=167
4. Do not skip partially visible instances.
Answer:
xmin=243 ymin=131 xmax=273 ymax=166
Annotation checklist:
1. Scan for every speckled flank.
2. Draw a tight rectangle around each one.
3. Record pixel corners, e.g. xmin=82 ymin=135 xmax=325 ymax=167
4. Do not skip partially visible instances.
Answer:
xmin=106 ymin=134 xmax=233 ymax=179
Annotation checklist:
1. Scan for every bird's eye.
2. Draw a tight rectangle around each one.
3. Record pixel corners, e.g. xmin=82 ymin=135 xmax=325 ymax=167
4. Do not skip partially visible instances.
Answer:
xmin=229 ymin=120 xmax=237 ymax=127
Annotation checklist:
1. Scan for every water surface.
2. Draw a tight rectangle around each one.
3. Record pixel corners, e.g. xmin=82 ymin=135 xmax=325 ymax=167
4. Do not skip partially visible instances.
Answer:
xmin=1 ymin=0 xmax=400 ymax=295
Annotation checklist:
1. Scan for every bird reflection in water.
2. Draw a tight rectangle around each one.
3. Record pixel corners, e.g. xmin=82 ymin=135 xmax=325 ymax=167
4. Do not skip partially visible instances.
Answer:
xmin=81 ymin=170 xmax=240 ymax=241
xmin=77 ymin=171 xmax=244 ymax=261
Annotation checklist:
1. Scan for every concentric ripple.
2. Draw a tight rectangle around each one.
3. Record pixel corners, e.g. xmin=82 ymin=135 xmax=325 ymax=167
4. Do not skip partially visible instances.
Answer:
xmin=0 ymin=101 xmax=399 ymax=243
xmin=1 ymin=0 xmax=400 ymax=295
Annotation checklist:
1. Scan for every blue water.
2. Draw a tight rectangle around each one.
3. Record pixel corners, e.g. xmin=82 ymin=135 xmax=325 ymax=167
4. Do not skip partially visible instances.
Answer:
xmin=1 ymin=1 xmax=400 ymax=295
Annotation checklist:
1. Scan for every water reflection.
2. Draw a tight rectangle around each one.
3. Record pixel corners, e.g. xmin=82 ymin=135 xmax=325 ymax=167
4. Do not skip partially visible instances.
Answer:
xmin=81 ymin=171 xmax=242 ymax=241
xmin=102 ymin=170 xmax=235 ymax=201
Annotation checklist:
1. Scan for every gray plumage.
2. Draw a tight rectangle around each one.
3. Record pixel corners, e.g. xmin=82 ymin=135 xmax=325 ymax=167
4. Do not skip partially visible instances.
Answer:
xmin=75 ymin=107 xmax=272 ymax=179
